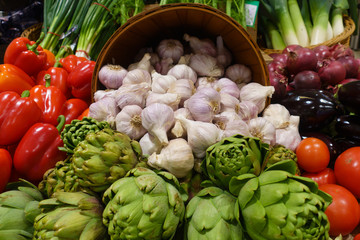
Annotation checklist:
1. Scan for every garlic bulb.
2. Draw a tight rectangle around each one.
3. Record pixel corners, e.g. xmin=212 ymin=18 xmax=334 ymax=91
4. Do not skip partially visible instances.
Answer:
xmin=156 ymin=39 xmax=184 ymax=63
xmin=170 ymin=108 xmax=193 ymax=138
xmin=214 ymin=78 xmax=240 ymax=99
xmin=220 ymin=93 xmax=241 ymax=113
xmin=167 ymin=64 xmax=198 ymax=83
xmin=98 ymin=64 xmax=128 ymax=89
xmin=248 ymin=117 xmax=276 ymax=146
xmin=115 ymin=105 xmax=147 ymax=140
xmin=155 ymin=58 xmax=174 ymax=75
xmin=176 ymin=115 xmax=223 ymax=158
xmin=151 ymin=71 xmax=177 ymax=93
xmin=128 ymin=53 xmax=154 ymax=73
xmin=167 ymin=78 xmax=195 ymax=106
xmin=216 ymin=36 xmax=232 ymax=68
xmin=89 ymin=96 xmax=119 ymax=129
xmin=263 ymin=104 xmax=291 ymax=129
xmin=139 ymin=133 xmax=162 ymax=156
xmin=225 ymin=64 xmax=252 ymax=84
xmin=239 ymin=82 xmax=275 ymax=113
xmin=184 ymin=87 xmax=221 ymax=122
xmin=93 ymin=89 xmax=117 ymax=102
xmin=223 ymin=118 xmax=250 ymax=138
xmin=146 ymin=91 xmax=180 ymax=110
xmin=141 ymin=103 xmax=175 ymax=145
xmin=115 ymin=82 xmax=150 ymax=109
xmin=189 ymin=54 xmax=224 ymax=78
xmin=122 ymin=69 xmax=152 ymax=86
xmin=195 ymin=76 xmax=218 ymax=89
xmin=178 ymin=54 xmax=192 ymax=65
xmin=148 ymin=138 xmax=194 ymax=178
xmin=183 ymin=33 xmax=217 ymax=57
xmin=237 ymin=101 xmax=259 ymax=122
xmin=275 ymin=126 xmax=301 ymax=151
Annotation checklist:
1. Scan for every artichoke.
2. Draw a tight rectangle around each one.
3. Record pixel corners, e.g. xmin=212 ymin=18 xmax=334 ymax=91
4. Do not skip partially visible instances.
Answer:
xmin=229 ymin=160 xmax=332 ymax=240
xmin=33 ymin=191 xmax=109 ymax=240
xmin=0 ymin=180 xmax=43 ymax=240
xmin=71 ymin=128 xmax=142 ymax=193
xmin=60 ymin=117 xmax=110 ymax=154
xmin=201 ymin=134 xmax=269 ymax=190
xmin=263 ymin=144 xmax=301 ymax=174
xmin=102 ymin=167 xmax=187 ymax=240
xmin=185 ymin=186 xmax=243 ymax=240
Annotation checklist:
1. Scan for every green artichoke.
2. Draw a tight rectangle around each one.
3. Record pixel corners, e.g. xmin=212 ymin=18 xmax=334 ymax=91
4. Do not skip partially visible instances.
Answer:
xmin=33 ymin=191 xmax=109 ymax=240
xmin=263 ymin=144 xmax=300 ymax=174
xmin=185 ymin=186 xmax=243 ymax=240
xmin=71 ymin=128 xmax=142 ymax=193
xmin=229 ymin=160 xmax=332 ymax=240
xmin=0 ymin=180 xmax=43 ymax=240
xmin=60 ymin=117 xmax=110 ymax=154
xmin=201 ymin=134 xmax=269 ymax=190
xmin=102 ymin=167 xmax=187 ymax=240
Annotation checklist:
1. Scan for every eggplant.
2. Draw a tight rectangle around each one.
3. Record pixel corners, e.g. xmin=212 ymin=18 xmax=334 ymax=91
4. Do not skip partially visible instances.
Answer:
xmin=279 ymin=89 xmax=344 ymax=132
xmin=335 ymin=115 xmax=360 ymax=141
xmin=337 ymin=80 xmax=360 ymax=115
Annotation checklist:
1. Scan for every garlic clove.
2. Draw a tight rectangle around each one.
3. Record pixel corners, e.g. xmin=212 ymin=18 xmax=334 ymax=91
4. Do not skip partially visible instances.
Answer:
xmin=239 ymin=82 xmax=275 ymax=114
xmin=189 ymin=53 xmax=224 ymax=78
xmin=214 ymin=78 xmax=240 ymax=99
xmin=170 ymin=108 xmax=193 ymax=138
xmin=115 ymin=105 xmax=147 ymax=140
xmin=167 ymin=64 xmax=197 ymax=83
xmin=89 ymin=96 xmax=119 ymax=129
xmin=122 ymin=69 xmax=152 ymax=86
xmin=115 ymin=82 xmax=150 ymax=109
xmin=219 ymin=93 xmax=241 ymax=114
xmin=154 ymin=58 xmax=174 ymax=75
xmin=195 ymin=76 xmax=218 ymax=89
xmin=262 ymin=104 xmax=291 ymax=129
xmin=237 ymin=100 xmax=259 ymax=122
xmin=151 ymin=71 xmax=177 ymax=94
xmin=156 ymin=39 xmax=184 ymax=64
xmin=167 ymin=78 xmax=196 ymax=107
xmin=216 ymin=35 xmax=232 ymax=68
xmin=225 ymin=63 xmax=252 ymax=85
xmin=275 ymin=126 xmax=302 ymax=151
xmin=146 ymin=91 xmax=181 ymax=111
xmin=139 ymin=133 xmax=162 ymax=156
xmin=183 ymin=33 xmax=217 ymax=57
xmin=93 ymin=89 xmax=117 ymax=102
xmin=248 ymin=117 xmax=276 ymax=146
xmin=128 ymin=53 xmax=154 ymax=73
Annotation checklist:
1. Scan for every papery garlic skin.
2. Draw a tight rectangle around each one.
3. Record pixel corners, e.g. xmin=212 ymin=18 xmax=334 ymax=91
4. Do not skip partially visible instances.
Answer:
xmin=155 ymin=58 xmax=174 ymax=75
xmin=170 ymin=108 xmax=193 ymax=138
xmin=275 ymin=127 xmax=301 ymax=151
xmin=214 ymin=78 xmax=240 ymax=99
xmin=146 ymin=91 xmax=180 ymax=111
xmin=263 ymin=104 xmax=291 ymax=129
xmin=248 ymin=117 xmax=276 ymax=146
xmin=115 ymin=105 xmax=147 ymax=140
xmin=195 ymin=76 xmax=218 ymax=89
xmin=122 ymin=69 xmax=152 ymax=86
xmin=178 ymin=54 xmax=192 ymax=65
xmin=216 ymin=36 xmax=232 ymax=68
xmin=148 ymin=138 xmax=194 ymax=178
xmin=189 ymin=54 xmax=224 ymax=78
xmin=167 ymin=78 xmax=195 ymax=106
xmin=93 ymin=89 xmax=117 ymax=102
xmin=89 ymin=96 xmax=119 ymax=129
xmin=225 ymin=64 xmax=252 ymax=84
xmin=176 ymin=115 xmax=223 ymax=158
xmin=128 ymin=53 xmax=154 ymax=73
xmin=156 ymin=39 xmax=184 ymax=63
xmin=237 ymin=101 xmax=259 ymax=122
xmin=183 ymin=33 xmax=217 ymax=57
xmin=98 ymin=64 xmax=128 ymax=89
xmin=213 ymin=111 xmax=250 ymax=137
xmin=141 ymin=103 xmax=175 ymax=146
xmin=220 ymin=93 xmax=241 ymax=113
xmin=239 ymin=82 xmax=275 ymax=114
xmin=184 ymin=87 xmax=221 ymax=122
xmin=167 ymin=64 xmax=197 ymax=83
xmin=151 ymin=71 xmax=177 ymax=94
xmin=139 ymin=133 xmax=162 ymax=156
xmin=115 ymin=82 xmax=150 ymax=109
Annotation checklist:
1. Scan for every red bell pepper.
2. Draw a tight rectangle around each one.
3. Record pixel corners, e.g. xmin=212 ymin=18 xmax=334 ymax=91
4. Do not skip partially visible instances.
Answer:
xmin=59 ymin=54 xmax=88 ymax=73
xmin=0 ymin=64 xmax=35 ymax=94
xmin=0 ymin=91 xmax=42 ymax=146
xmin=4 ymin=32 xmax=47 ymax=77
xmin=36 ymin=63 xmax=70 ymax=98
xmin=13 ymin=115 xmax=67 ymax=183
xmin=42 ymin=49 xmax=56 ymax=70
xmin=78 ymin=108 xmax=89 ymax=120
xmin=61 ymin=98 xmax=89 ymax=125
xmin=67 ymin=60 xmax=95 ymax=101
xmin=0 ymin=149 xmax=12 ymax=192
xmin=28 ymin=78 xmax=67 ymax=126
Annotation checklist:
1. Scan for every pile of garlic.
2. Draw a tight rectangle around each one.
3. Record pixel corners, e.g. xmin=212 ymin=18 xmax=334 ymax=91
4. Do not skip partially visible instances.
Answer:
xmin=90 ymin=34 xmax=302 ymax=178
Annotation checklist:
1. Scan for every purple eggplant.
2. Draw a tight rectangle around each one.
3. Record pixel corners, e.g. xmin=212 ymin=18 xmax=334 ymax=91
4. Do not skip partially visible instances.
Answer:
xmin=335 ymin=115 xmax=360 ymax=141
xmin=337 ymin=80 xmax=360 ymax=115
xmin=279 ymin=89 xmax=344 ymax=132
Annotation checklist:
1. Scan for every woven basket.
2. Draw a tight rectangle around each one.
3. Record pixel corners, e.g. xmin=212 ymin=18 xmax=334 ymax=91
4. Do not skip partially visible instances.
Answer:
xmin=20 ymin=22 xmax=42 ymax=41
xmin=261 ymin=15 xmax=356 ymax=55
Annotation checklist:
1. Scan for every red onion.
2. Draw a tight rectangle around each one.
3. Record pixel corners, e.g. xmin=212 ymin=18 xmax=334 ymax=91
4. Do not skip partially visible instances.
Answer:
xmin=282 ymin=44 xmax=302 ymax=55
xmin=313 ymin=45 xmax=332 ymax=61
xmin=337 ymin=56 xmax=360 ymax=78
xmin=318 ymin=60 xmax=346 ymax=86
xmin=286 ymin=47 xmax=318 ymax=75
xmin=269 ymin=71 xmax=287 ymax=101
xmin=293 ymin=70 xmax=321 ymax=89
xmin=332 ymin=78 xmax=360 ymax=94
xmin=330 ymin=43 xmax=354 ymax=59
xmin=268 ymin=61 xmax=286 ymax=75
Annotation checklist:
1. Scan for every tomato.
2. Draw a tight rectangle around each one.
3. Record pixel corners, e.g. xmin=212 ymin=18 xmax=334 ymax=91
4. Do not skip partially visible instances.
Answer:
xmin=0 ymin=148 xmax=12 ymax=192
xmin=302 ymin=168 xmax=336 ymax=186
xmin=334 ymin=147 xmax=360 ymax=199
xmin=319 ymin=184 xmax=360 ymax=237
xmin=296 ymin=137 xmax=330 ymax=173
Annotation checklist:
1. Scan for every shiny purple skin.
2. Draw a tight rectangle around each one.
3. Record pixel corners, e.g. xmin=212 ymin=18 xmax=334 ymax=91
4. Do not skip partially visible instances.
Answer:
xmin=269 ymin=71 xmax=287 ymax=101
xmin=293 ymin=70 xmax=321 ymax=89
xmin=335 ymin=115 xmax=360 ymax=141
xmin=337 ymin=80 xmax=360 ymax=115
xmin=313 ymin=45 xmax=332 ymax=61
xmin=318 ymin=60 xmax=346 ymax=86
xmin=286 ymin=48 xmax=318 ymax=75
xmin=336 ymin=56 xmax=360 ymax=78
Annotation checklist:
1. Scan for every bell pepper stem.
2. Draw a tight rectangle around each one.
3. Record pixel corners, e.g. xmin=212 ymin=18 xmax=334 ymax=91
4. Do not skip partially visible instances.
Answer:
xmin=56 ymin=115 xmax=66 ymax=133
xmin=44 ymin=74 xmax=51 ymax=87
xmin=53 ymin=61 xmax=62 ymax=68
xmin=21 ymin=90 xmax=30 ymax=98
xmin=27 ymin=32 xmax=45 ymax=54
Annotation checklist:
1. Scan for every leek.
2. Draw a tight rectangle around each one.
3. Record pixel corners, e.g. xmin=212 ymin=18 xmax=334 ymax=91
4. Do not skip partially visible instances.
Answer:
xmin=348 ymin=0 xmax=358 ymax=34
xmin=309 ymin=0 xmax=334 ymax=45
xmin=327 ymin=20 xmax=334 ymax=40
xmin=331 ymin=0 xmax=349 ymax=37
xmin=288 ymin=0 xmax=309 ymax=46
xmin=261 ymin=16 xmax=286 ymax=49
xmin=300 ymin=0 xmax=313 ymax=39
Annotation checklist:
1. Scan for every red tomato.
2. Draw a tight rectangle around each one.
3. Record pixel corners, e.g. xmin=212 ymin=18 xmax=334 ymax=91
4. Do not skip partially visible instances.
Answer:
xmin=296 ymin=137 xmax=330 ymax=173
xmin=302 ymin=168 xmax=336 ymax=186
xmin=319 ymin=184 xmax=360 ymax=237
xmin=0 ymin=148 xmax=12 ymax=192
xmin=334 ymin=147 xmax=360 ymax=199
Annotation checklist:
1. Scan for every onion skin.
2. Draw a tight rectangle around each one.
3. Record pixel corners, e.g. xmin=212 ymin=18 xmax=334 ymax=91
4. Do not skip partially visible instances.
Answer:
xmin=269 ymin=71 xmax=287 ymax=102
xmin=282 ymin=44 xmax=302 ymax=55
xmin=318 ymin=60 xmax=346 ymax=86
xmin=330 ymin=43 xmax=354 ymax=59
xmin=337 ymin=56 xmax=360 ymax=78
xmin=286 ymin=47 xmax=318 ymax=75
xmin=313 ymin=45 xmax=332 ymax=61
xmin=293 ymin=70 xmax=321 ymax=90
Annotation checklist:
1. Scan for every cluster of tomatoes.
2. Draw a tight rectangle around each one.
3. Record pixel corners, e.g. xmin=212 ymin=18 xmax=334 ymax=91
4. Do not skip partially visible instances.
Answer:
xmin=296 ymin=138 xmax=360 ymax=237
